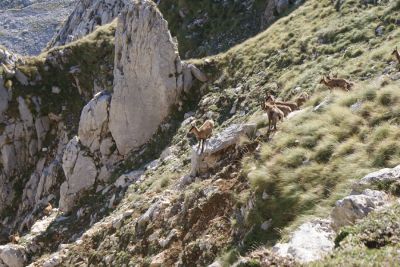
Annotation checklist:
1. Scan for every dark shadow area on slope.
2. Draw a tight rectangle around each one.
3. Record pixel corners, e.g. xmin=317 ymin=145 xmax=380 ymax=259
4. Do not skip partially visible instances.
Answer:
xmin=159 ymin=0 xmax=305 ymax=59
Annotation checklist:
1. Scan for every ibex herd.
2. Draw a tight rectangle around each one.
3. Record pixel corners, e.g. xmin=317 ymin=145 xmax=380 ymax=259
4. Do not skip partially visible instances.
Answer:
xmin=188 ymin=47 xmax=400 ymax=153
xmin=262 ymin=92 xmax=309 ymax=132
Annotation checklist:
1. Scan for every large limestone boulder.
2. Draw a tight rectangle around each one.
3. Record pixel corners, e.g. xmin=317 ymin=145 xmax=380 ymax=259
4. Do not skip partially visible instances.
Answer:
xmin=59 ymin=137 xmax=98 ymax=212
xmin=190 ymin=124 xmax=256 ymax=176
xmin=109 ymin=0 xmax=184 ymax=155
xmin=273 ymin=219 xmax=335 ymax=263
xmin=78 ymin=91 xmax=111 ymax=153
xmin=331 ymin=189 xmax=389 ymax=230
xmin=0 ymin=244 xmax=26 ymax=267
xmin=353 ymin=165 xmax=400 ymax=192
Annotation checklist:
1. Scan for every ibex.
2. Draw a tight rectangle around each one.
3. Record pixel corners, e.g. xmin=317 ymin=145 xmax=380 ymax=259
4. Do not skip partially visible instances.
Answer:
xmin=265 ymin=93 xmax=299 ymax=111
xmin=262 ymin=102 xmax=284 ymax=132
xmin=392 ymin=47 xmax=400 ymax=64
xmin=319 ymin=75 xmax=354 ymax=91
xmin=9 ymin=233 xmax=20 ymax=244
xmin=188 ymin=119 xmax=214 ymax=153
xmin=264 ymin=96 xmax=292 ymax=117
xmin=295 ymin=92 xmax=310 ymax=107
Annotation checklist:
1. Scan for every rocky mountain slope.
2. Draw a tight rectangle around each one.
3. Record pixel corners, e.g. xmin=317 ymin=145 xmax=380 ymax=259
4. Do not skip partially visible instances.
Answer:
xmin=0 ymin=0 xmax=400 ymax=266
xmin=48 ymin=0 xmax=299 ymax=58
xmin=0 ymin=0 xmax=77 ymax=55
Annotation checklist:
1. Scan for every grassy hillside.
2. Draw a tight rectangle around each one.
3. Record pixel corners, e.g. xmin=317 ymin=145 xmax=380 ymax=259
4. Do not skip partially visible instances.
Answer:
xmin=189 ymin=0 xmax=400 ymax=261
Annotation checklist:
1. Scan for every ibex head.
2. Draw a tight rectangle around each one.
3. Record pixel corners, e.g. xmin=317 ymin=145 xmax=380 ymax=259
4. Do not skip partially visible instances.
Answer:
xmin=264 ymin=93 xmax=275 ymax=103
xmin=188 ymin=120 xmax=197 ymax=134
xmin=319 ymin=76 xmax=328 ymax=84
xmin=392 ymin=47 xmax=399 ymax=56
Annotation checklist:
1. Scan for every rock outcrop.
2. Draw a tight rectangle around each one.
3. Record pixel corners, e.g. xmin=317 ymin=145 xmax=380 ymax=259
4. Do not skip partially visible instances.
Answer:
xmin=47 ymin=0 xmax=127 ymax=48
xmin=273 ymin=219 xmax=335 ymax=263
xmin=274 ymin=172 xmax=393 ymax=263
xmin=78 ymin=91 xmax=112 ymax=154
xmin=331 ymin=189 xmax=389 ymax=230
xmin=59 ymin=137 xmax=98 ymax=212
xmin=0 ymin=89 xmax=54 ymax=214
xmin=0 ymin=244 xmax=26 ymax=267
xmin=190 ymin=124 xmax=256 ymax=176
xmin=353 ymin=164 xmax=400 ymax=192
xmin=109 ymin=0 xmax=185 ymax=155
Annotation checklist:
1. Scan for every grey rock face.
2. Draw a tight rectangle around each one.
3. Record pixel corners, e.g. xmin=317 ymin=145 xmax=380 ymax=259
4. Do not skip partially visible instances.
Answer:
xmin=109 ymin=0 xmax=183 ymax=155
xmin=0 ymin=244 xmax=26 ymax=267
xmin=331 ymin=189 xmax=389 ymax=230
xmin=0 ymin=0 xmax=77 ymax=55
xmin=273 ymin=219 xmax=335 ymax=263
xmin=47 ymin=0 xmax=127 ymax=48
xmin=78 ymin=91 xmax=111 ymax=153
xmin=59 ymin=137 xmax=98 ymax=212
xmin=353 ymin=164 xmax=400 ymax=192
xmin=0 ymin=79 xmax=9 ymax=120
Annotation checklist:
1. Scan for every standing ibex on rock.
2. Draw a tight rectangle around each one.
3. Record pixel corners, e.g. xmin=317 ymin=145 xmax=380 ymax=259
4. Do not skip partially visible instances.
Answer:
xmin=188 ymin=119 xmax=214 ymax=153
xmin=319 ymin=75 xmax=354 ymax=91
xmin=392 ymin=47 xmax=400 ymax=64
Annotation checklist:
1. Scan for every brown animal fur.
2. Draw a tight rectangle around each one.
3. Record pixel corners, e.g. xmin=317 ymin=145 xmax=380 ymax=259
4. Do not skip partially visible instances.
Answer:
xmin=188 ymin=119 xmax=215 ymax=153
xmin=319 ymin=76 xmax=354 ymax=91
xmin=262 ymin=102 xmax=284 ymax=132
xmin=392 ymin=47 xmax=400 ymax=64
xmin=9 ymin=233 xmax=20 ymax=244
xmin=295 ymin=92 xmax=310 ymax=107
xmin=44 ymin=203 xmax=53 ymax=216
xmin=265 ymin=94 xmax=299 ymax=111
xmin=271 ymin=103 xmax=292 ymax=116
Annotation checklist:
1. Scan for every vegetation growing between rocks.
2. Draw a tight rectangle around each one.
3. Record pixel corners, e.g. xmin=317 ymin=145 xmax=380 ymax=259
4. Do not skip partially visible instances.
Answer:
xmin=9 ymin=22 xmax=115 ymax=134
xmin=311 ymin=204 xmax=400 ymax=266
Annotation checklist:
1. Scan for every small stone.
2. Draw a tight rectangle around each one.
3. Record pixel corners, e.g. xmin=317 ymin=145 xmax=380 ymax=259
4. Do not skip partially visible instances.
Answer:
xmin=261 ymin=219 xmax=272 ymax=231
xmin=51 ymin=86 xmax=61 ymax=94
